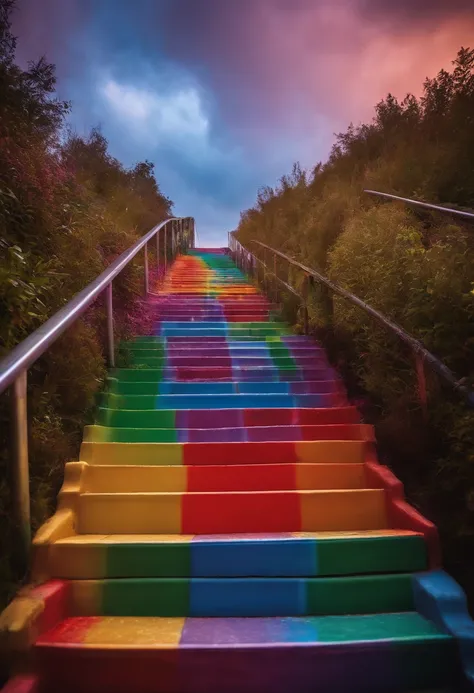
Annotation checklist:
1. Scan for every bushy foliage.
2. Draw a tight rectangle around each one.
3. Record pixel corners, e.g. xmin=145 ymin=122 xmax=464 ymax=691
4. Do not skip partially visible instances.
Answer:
xmin=237 ymin=47 xmax=474 ymax=602
xmin=0 ymin=0 xmax=172 ymax=607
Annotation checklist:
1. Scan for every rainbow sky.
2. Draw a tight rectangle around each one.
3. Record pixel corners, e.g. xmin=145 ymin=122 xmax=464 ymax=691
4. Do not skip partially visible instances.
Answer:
xmin=12 ymin=0 xmax=474 ymax=245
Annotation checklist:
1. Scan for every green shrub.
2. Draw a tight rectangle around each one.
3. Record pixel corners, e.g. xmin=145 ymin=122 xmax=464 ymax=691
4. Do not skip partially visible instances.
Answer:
xmin=236 ymin=46 xmax=474 ymax=605
xmin=0 ymin=0 xmax=173 ymax=608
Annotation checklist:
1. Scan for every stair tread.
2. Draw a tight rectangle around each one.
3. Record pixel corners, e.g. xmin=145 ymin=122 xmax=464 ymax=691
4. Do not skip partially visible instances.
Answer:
xmin=80 ymin=488 xmax=381 ymax=496
xmin=54 ymin=529 xmax=421 ymax=544
xmin=36 ymin=613 xmax=451 ymax=648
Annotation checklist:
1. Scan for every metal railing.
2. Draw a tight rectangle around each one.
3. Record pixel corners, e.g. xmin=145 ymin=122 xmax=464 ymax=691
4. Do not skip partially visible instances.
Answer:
xmin=0 ymin=215 xmax=195 ymax=563
xmin=229 ymin=233 xmax=474 ymax=413
xmin=229 ymin=234 xmax=300 ymax=302
xmin=365 ymin=190 xmax=474 ymax=222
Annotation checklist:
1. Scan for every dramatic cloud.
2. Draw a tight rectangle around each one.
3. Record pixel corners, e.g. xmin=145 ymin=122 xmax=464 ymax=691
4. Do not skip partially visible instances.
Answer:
xmin=100 ymin=80 xmax=209 ymax=144
xmin=11 ymin=0 xmax=474 ymax=245
xmin=360 ymin=0 xmax=474 ymax=27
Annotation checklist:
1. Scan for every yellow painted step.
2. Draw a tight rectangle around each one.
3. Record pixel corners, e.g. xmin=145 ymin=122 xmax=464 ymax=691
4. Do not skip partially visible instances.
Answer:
xmin=83 ymin=465 xmax=187 ymax=493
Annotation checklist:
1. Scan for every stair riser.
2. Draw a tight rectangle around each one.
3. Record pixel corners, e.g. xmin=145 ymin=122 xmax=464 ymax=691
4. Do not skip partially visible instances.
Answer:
xmin=76 ymin=490 xmax=386 ymax=534
xmin=153 ymin=315 xmax=272 ymax=321
xmin=128 ymin=360 xmax=330 ymax=371
xmin=126 ymin=357 xmax=328 ymax=368
xmin=79 ymin=440 xmax=369 ymax=466
xmin=99 ymin=393 xmax=344 ymax=410
xmin=85 ymin=425 xmax=366 ymax=444
xmin=156 ymin=330 xmax=292 ymax=338
xmin=155 ymin=322 xmax=288 ymax=329
xmin=81 ymin=463 xmax=367 ymax=492
xmin=149 ymin=301 xmax=272 ymax=306
xmin=121 ymin=348 xmax=325 ymax=357
xmin=66 ymin=575 xmax=416 ymax=618
xmin=107 ymin=381 xmax=341 ymax=395
xmin=111 ymin=367 xmax=336 ymax=381
xmin=86 ymin=426 xmax=366 ymax=443
xmin=93 ymin=409 xmax=361 ymax=428
xmin=36 ymin=639 xmax=460 ymax=693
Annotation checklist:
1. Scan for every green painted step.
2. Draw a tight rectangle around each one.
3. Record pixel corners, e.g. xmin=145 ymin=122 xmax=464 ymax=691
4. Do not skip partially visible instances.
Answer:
xmin=94 ymin=409 xmax=176 ymax=428
xmin=307 ymin=611 xmax=450 ymax=643
xmin=50 ymin=534 xmax=427 ymax=579
xmin=106 ymin=379 xmax=162 ymax=395
xmin=84 ymin=424 xmax=179 ymax=442
xmin=71 ymin=574 xmax=416 ymax=617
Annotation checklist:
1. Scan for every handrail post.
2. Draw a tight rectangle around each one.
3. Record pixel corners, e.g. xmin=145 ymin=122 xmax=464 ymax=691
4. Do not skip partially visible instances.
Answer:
xmin=273 ymin=254 xmax=278 ymax=303
xmin=320 ymin=282 xmax=333 ymax=327
xmin=263 ymin=248 xmax=267 ymax=292
xmin=156 ymin=229 xmax=160 ymax=271
xmin=144 ymin=242 xmax=149 ymax=294
xmin=106 ymin=282 xmax=115 ymax=368
xmin=171 ymin=222 xmax=175 ymax=259
xmin=11 ymin=370 xmax=30 ymax=568
xmin=303 ymin=274 xmax=310 ymax=335
xmin=415 ymin=353 xmax=428 ymax=421
xmin=164 ymin=225 xmax=168 ymax=272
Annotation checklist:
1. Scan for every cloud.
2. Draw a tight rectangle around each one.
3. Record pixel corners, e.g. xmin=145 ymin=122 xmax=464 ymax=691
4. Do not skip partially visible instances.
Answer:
xmin=11 ymin=0 xmax=474 ymax=245
xmin=359 ymin=0 xmax=474 ymax=28
xmin=158 ymin=0 xmax=474 ymax=133
xmin=100 ymin=79 xmax=209 ymax=143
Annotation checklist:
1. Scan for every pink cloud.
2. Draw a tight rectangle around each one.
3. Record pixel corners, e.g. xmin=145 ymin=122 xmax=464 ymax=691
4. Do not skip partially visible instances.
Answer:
xmin=161 ymin=0 xmax=474 ymax=144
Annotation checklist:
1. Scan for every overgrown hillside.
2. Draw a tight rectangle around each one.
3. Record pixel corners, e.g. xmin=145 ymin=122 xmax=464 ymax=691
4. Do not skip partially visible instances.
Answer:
xmin=0 ymin=0 xmax=172 ymax=606
xmin=236 ymin=47 xmax=474 ymax=604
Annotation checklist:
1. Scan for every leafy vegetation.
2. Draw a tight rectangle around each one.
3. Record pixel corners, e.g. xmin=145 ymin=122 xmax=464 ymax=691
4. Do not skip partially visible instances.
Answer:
xmin=0 ymin=0 xmax=172 ymax=607
xmin=237 ymin=47 xmax=474 ymax=604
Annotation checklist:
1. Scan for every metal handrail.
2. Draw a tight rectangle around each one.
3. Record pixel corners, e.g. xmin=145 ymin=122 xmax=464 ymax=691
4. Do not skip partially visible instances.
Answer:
xmin=230 ymin=234 xmax=474 ymax=411
xmin=1 ymin=215 xmax=195 ymax=563
xmin=230 ymin=234 xmax=300 ymax=299
xmin=365 ymin=190 xmax=474 ymax=221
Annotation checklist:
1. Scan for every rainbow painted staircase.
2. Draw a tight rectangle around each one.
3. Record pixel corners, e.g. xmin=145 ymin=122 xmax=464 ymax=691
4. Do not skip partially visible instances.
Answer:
xmin=2 ymin=249 xmax=474 ymax=693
